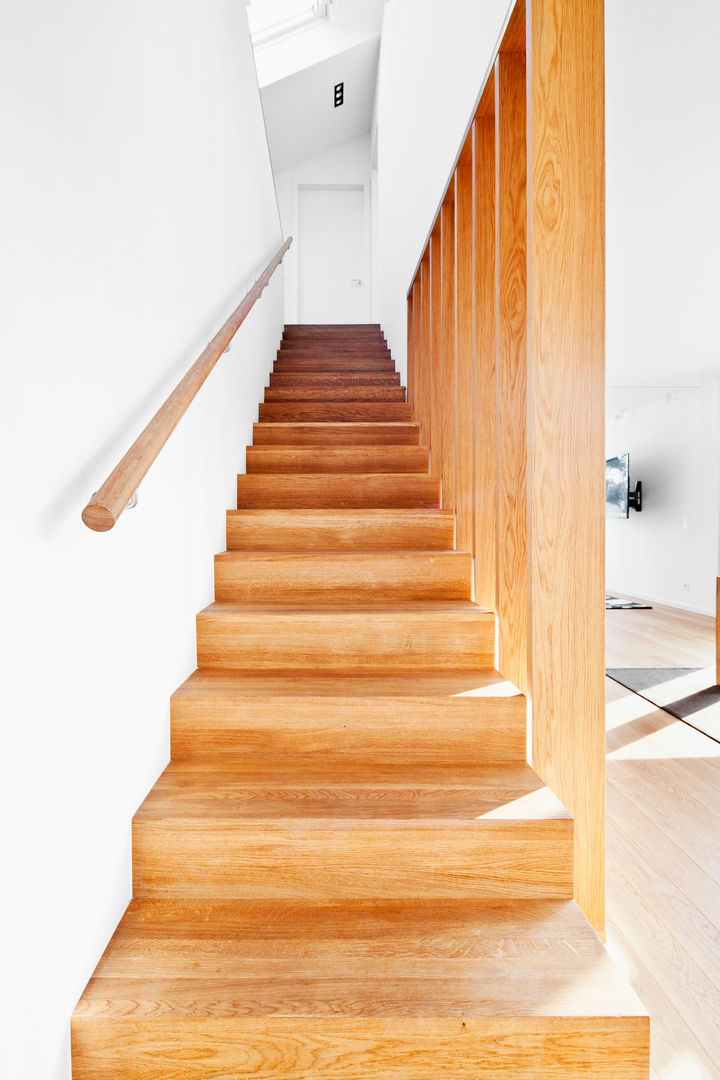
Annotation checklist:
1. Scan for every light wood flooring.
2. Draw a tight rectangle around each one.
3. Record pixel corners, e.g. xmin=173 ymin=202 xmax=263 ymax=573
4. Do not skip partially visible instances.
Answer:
xmin=605 ymin=598 xmax=719 ymax=1080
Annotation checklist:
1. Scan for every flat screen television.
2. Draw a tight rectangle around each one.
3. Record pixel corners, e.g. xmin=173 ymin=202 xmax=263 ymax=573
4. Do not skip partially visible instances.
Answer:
xmin=606 ymin=453 xmax=642 ymax=517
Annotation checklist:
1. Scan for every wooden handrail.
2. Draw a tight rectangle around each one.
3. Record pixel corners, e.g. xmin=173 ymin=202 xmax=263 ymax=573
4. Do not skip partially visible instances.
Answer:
xmin=82 ymin=237 xmax=292 ymax=532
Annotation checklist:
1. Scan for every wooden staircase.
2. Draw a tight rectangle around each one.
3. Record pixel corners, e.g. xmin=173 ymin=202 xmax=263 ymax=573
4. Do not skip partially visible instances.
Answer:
xmin=72 ymin=325 xmax=648 ymax=1077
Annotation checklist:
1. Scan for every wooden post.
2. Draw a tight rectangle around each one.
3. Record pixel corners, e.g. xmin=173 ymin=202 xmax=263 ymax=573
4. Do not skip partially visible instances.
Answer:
xmin=420 ymin=253 xmax=432 ymax=444
xmin=455 ymin=147 xmax=475 ymax=553
xmin=440 ymin=200 xmax=457 ymax=511
xmin=407 ymin=289 xmax=415 ymax=414
xmin=495 ymin=47 xmax=528 ymax=691
xmin=472 ymin=94 xmax=497 ymax=611
xmin=430 ymin=226 xmax=444 ymax=478
xmin=527 ymin=0 xmax=606 ymax=934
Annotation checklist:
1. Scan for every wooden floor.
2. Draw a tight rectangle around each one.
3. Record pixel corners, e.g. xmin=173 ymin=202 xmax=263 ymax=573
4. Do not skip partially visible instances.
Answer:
xmin=605 ymin=598 xmax=720 ymax=1080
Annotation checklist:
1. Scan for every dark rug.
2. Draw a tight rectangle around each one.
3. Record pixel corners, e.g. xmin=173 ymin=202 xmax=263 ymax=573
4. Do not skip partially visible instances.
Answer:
xmin=606 ymin=667 xmax=720 ymax=744
xmin=606 ymin=595 xmax=652 ymax=610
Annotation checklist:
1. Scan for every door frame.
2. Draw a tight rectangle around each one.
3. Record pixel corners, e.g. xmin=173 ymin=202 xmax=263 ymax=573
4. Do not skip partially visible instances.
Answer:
xmin=289 ymin=182 xmax=372 ymax=324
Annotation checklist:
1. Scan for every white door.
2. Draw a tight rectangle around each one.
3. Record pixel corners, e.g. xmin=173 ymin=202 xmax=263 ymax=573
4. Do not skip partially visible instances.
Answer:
xmin=297 ymin=185 xmax=367 ymax=323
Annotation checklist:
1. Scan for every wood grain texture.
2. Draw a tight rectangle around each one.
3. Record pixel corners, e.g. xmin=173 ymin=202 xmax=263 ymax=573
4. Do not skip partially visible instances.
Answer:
xmin=472 ymin=115 xmax=497 ymax=611
xmin=454 ymin=161 xmax=475 ymax=555
xmin=244 ymin=445 xmax=429 ymax=475
xmin=420 ymin=254 xmax=432 ymax=445
xmin=430 ymin=227 xmax=443 ymax=480
xmin=263 ymin=386 xmax=406 ymax=402
xmin=74 ymin=288 xmax=646 ymax=1076
xmin=440 ymin=200 xmax=457 ymax=512
xmin=131 ymin=762 xmax=572 ymax=899
xmin=81 ymin=237 xmax=292 ymax=532
xmin=411 ymin=278 xmax=422 ymax=419
xmin=213 ymin=551 xmax=473 ymax=602
xmin=226 ymin=508 xmax=455 ymax=552
xmin=251 ymin=422 xmax=420 ymax=446
xmin=258 ymin=402 xmax=412 ymax=422
xmin=407 ymin=290 xmax=414 ymax=414
xmin=236 ymin=473 xmax=440 ymax=509
xmin=196 ymin=601 xmax=495 ymax=671
xmin=501 ymin=0 xmax=526 ymax=53
xmin=72 ymin=1016 xmax=649 ymax=1080
xmin=274 ymin=357 xmax=395 ymax=373
xmin=171 ymin=668 xmax=526 ymax=765
xmin=604 ymin=606 xmax=720 ymax=1077
xmin=269 ymin=372 xmax=401 ymax=385
xmin=495 ymin=50 xmax=528 ymax=692
xmin=527 ymin=0 xmax=605 ymax=934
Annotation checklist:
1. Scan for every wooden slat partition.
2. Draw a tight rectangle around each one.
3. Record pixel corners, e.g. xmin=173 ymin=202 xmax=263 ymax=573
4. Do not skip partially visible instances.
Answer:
xmin=405 ymin=0 xmax=606 ymax=933
xmin=527 ymin=0 xmax=606 ymax=934
xmin=440 ymin=201 xmax=457 ymax=511
xmin=430 ymin=227 xmax=443 ymax=478
xmin=472 ymin=95 xmax=497 ymax=612
xmin=420 ymin=255 xmax=432 ymax=444
xmin=454 ymin=152 xmax=475 ymax=553
xmin=82 ymin=237 xmax=292 ymax=532
xmin=495 ymin=47 xmax=527 ymax=692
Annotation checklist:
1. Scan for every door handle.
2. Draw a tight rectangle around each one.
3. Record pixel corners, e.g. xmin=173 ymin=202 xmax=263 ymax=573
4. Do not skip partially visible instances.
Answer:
xmin=350 ymin=278 xmax=363 ymax=286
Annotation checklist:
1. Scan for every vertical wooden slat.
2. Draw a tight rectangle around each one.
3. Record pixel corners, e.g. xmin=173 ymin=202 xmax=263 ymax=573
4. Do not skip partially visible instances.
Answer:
xmin=472 ymin=107 xmax=497 ymax=611
xmin=495 ymin=48 xmax=527 ymax=691
xmin=717 ymin=578 xmax=720 ymax=686
xmin=430 ymin=227 xmax=443 ymax=477
xmin=414 ymin=276 xmax=425 ymax=419
xmin=440 ymin=199 xmax=457 ymax=511
xmin=407 ymin=288 xmax=415 ymax=413
xmin=455 ymin=154 xmax=474 ymax=554
xmin=527 ymin=0 xmax=606 ymax=934
xmin=420 ymin=254 xmax=431 ymax=443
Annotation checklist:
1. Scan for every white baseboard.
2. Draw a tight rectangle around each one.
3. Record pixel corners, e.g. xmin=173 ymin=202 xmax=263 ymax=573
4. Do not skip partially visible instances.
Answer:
xmin=606 ymin=587 xmax=714 ymax=619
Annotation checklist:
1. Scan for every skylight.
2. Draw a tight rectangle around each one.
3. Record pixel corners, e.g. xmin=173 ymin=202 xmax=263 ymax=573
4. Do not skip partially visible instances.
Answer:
xmin=247 ymin=0 xmax=330 ymax=46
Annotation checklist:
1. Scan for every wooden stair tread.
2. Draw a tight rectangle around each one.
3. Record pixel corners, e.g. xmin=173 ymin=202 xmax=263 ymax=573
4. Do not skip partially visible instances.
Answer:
xmin=134 ymin=761 xmax=569 ymax=823
xmin=173 ymin=666 xmax=521 ymax=699
xmin=74 ymin=899 xmax=646 ymax=1021
xmin=198 ymin=599 xmax=491 ymax=614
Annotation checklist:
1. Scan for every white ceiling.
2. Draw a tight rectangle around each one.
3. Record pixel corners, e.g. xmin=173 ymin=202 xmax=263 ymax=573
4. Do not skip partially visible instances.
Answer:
xmin=252 ymin=0 xmax=383 ymax=174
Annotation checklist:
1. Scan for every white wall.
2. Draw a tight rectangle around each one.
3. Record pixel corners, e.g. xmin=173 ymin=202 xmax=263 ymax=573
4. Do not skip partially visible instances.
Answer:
xmin=606 ymin=385 xmax=720 ymax=615
xmin=374 ymin=0 xmax=511 ymax=378
xmin=605 ymin=0 xmax=720 ymax=388
xmin=0 ymin=3 xmax=282 ymax=1077
xmin=275 ymin=135 xmax=373 ymax=322
xmin=604 ymin=0 xmax=720 ymax=613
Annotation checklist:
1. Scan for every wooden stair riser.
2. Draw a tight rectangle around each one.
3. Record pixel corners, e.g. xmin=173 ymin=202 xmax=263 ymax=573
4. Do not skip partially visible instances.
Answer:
xmin=171 ymin=693 xmax=526 ymax=765
xmin=237 ymin=473 xmax=440 ymax=509
xmin=214 ymin=552 xmax=472 ymax=602
xmin=195 ymin=605 xmax=495 ymax=670
xmin=274 ymin=358 xmax=396 ymax=373
xmin=270 ymin=372 xmax=401 ymax=386
xmin=258 ymin=403 xmax=412 ymax=422
xmin=278 ymin=343 xmax=391 ymax=354
xmin=244 ymin=446 xmax=429 ymax=475
xmin=264 ymin=387 xmax=406 ymax=402
xmin=72 ymin=1015 xmax=649 ymax=1080
xmin=226 ymin=509 xmax=455 ymax=550
xmin=251 ymin=423 xmax=421 ymax=446
xmin=132 ymin=819 xmax=573 ymax=901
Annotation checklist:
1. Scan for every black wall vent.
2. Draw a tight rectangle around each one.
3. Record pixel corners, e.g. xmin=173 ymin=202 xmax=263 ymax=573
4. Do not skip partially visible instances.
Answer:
xmin=334 ymin=82 xmax=344 ymax=107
